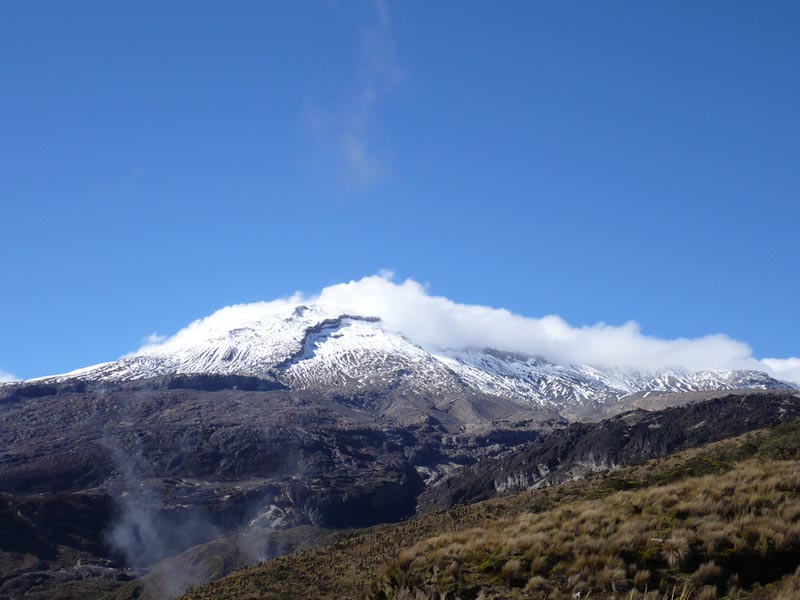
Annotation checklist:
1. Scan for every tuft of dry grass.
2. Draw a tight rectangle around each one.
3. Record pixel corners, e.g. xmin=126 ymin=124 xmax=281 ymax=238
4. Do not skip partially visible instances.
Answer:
xmin=376 ymin=459 xmax=800 ymax=598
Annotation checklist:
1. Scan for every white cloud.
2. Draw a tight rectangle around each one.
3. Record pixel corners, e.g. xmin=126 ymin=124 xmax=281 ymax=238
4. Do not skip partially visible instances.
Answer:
xmin=305 ymin=0 xmax=402 ymax=189
xmin=312 ymin=275 xmax=759 ymax=371
xmin=140 ymin=273 xmax=800 ymax=384
xmin=759 ymin=358 xmax=800 ymax=386
xmin=0 ymin=369 xmax=17 ymax=383
xmin=142 ymin=333 xmax=167 ymax=346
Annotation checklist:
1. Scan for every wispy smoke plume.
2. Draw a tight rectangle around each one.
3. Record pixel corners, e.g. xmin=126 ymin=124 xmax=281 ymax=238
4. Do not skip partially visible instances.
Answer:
xmin=102 ymin=423 xmax=221 ymax=598
xmin=0 ymin=369 xmax=17 ymax=383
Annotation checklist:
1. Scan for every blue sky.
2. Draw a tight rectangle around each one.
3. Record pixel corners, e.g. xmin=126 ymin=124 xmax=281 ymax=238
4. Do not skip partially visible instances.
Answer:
xmin=1 ymin=1 xmax=798 ymax=381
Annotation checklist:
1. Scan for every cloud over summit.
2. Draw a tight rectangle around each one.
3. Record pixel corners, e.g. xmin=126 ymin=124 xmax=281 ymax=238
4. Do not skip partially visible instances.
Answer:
xmin=141 ymin=274 xmax=800 ymax=384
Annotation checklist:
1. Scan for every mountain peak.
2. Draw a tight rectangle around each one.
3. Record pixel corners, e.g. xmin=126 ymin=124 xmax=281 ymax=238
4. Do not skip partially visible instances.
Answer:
xmin=25 ymin=300 xmax=790 ymax=420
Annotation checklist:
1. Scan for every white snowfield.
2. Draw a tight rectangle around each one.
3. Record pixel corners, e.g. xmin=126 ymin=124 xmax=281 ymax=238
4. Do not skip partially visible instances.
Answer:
xmin=35 ymin=304 xmax=796 ymax=411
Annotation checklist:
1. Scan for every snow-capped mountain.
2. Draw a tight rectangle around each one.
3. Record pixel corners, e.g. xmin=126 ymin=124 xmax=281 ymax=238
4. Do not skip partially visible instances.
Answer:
xmin=37 ymin=304 xmax=794 ymax=417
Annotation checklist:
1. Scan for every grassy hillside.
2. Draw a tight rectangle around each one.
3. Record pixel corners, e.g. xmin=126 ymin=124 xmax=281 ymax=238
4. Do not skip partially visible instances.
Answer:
xmin=178 ymin=420 xmax=800 ymax=600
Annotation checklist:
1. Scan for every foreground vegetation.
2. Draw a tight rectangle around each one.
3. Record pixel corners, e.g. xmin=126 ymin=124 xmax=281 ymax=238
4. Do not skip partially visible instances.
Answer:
xmin=180 ymin=421 xmax=800 ymax=600
xmin=375 ymin=458 xmax=800 ymax=598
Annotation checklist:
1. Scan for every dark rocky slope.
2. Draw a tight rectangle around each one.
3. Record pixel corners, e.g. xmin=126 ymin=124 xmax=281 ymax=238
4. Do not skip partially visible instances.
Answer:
xmin=0 ymin=376 xmax=556 ymax=598
xmin=1 ymin=376 xmax=797 ymax=599
xmin=418 ymin=391 xmax=800 ymax=512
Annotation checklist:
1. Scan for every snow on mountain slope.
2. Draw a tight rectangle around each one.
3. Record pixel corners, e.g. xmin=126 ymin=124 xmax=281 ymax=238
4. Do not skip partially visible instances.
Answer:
xmin=36 ymin=303 xmax=796 ymax=413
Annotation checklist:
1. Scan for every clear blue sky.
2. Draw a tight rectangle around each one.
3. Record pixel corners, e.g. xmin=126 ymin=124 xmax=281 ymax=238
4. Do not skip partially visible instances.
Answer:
xmin=1 ymin=1 xmax=798 ymax=380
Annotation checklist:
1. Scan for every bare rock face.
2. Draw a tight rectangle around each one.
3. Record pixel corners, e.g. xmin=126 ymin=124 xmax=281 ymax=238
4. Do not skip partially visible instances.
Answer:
xmin=417 ymin=392 xmax=800 ymax=512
